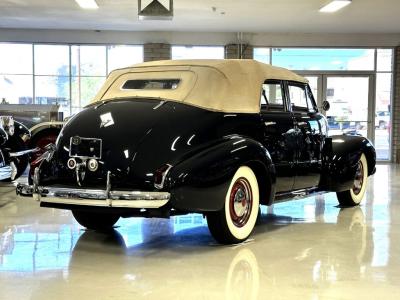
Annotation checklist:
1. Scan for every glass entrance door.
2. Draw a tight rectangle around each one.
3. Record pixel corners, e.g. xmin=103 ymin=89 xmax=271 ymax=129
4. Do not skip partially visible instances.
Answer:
xmin=303 ymin=74 xmax=374 ymax=139
xmin=324 ymin=76 xmax=373 ymax=140
xmin=302 ymin=74 xmax=388 ymax=159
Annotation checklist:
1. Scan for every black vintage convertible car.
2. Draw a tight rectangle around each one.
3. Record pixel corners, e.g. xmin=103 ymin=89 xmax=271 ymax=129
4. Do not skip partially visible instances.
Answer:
xmin=17 ymin=59 xmax=376 ymax=244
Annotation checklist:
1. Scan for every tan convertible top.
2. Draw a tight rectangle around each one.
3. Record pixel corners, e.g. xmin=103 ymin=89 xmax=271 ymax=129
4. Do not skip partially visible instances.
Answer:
xmin=91 ymin=59 xmax=307 ymax=114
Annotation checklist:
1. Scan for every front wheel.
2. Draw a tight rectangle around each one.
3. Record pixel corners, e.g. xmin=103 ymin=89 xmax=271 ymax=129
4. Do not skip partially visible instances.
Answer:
xmin=207 ymin=166 xmax=260 ymax=244
xmin=72 ymin=210 xmax=120 ymax=231
xmin=336 ymin=153 xmax=368 ymax=207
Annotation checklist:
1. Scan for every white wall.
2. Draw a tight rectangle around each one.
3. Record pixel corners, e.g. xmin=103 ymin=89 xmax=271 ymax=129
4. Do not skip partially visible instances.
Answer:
xmin=0 ymin=28 xmax=399 ymax=47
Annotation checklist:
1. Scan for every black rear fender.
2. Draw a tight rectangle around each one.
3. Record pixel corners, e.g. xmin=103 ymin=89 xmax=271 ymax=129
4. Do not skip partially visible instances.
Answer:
xmin=168 ymin=137 xmax=276 ymax=212
xmin=320 ymin=135 xmax=376 ymax=192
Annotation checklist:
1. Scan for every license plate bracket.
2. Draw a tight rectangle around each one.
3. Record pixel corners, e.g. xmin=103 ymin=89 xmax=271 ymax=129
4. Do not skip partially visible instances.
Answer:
xmin=69 ymin=136 xmax=102 ymax=159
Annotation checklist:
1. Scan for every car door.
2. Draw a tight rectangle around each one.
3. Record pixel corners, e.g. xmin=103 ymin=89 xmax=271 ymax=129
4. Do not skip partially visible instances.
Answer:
xmin=287 ymin=81 xmax=325 ymax=190
xmin=260 ymin=80 xmax=296 ymax=192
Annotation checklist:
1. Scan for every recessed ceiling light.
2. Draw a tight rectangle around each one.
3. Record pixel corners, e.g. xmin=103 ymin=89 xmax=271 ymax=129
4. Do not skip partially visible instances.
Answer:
xmin=75 ymin=0 xmax=99 ymax=10
xmin=319 ymin=0 xmax=351 ymax=13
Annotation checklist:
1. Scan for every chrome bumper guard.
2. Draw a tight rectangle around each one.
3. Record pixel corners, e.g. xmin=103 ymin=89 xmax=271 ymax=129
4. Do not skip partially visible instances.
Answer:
xmin=16 ymin=184 xmax=170 ymax=209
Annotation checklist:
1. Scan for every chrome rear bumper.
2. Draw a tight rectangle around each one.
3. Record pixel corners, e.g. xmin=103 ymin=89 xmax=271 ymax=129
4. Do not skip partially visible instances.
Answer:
xmin=16 ymin=184 xmax=170 ymax=209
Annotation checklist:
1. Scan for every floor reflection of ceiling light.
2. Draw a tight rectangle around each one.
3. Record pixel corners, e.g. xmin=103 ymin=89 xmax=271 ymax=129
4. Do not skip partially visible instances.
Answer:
xmin=319 ymin=0 xmax=351 ymax=13
xmin=75 ymin=0 xmax=99 ymax=10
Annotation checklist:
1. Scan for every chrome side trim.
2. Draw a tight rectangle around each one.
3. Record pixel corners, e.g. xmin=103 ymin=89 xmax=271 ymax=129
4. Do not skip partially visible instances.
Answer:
xmin=9 ymin=147 xmax=39 ymax=157
xmin=16 ymin=184 xmax=170 ymax=209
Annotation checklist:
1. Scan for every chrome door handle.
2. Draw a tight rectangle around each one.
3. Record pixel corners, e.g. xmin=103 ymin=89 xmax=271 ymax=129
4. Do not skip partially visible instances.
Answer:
xmin=264 ymin=121 xmax=276 ymax=126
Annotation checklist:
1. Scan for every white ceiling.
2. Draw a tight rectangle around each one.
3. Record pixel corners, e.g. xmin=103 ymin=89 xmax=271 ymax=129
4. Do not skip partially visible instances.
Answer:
xmin=0 ymin=0 xmax=399 ymax=34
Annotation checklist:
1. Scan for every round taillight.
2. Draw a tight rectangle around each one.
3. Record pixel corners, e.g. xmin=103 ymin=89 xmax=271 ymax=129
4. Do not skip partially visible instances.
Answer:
xmin=67 ymin=158 xmax=77 ymax=169
xmin=87 ymin=159 xmax=98 ymax=172
xmin=154 ymin=164 xmax=172 ymax=189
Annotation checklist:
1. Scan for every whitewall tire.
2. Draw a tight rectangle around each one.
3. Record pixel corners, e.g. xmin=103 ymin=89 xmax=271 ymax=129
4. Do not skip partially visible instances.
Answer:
xmin=207 ymin=166 xmax=260 ymax=244
xmin=337 ymin=153 xmax=368 ymax=206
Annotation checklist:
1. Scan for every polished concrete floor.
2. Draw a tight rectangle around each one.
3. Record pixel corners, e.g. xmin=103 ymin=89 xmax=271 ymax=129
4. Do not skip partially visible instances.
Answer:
xmin=0 ymin=164 xmax=399 ymax=299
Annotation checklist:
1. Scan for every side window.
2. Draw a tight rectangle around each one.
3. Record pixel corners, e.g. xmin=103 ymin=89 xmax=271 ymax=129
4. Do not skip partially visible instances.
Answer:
xmin=288 ymin=83 xmax=308 ymax=111
xmin=260 ymin=80 xmax=284 ymax=110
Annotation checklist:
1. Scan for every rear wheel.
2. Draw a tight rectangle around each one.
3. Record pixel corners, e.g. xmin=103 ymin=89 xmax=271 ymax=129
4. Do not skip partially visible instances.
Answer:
xmin=336 ymin=153 xmax=368 ymax=207
xmin=72 ymin=210 xmax=120 ymax=231
xmin=207 ymin=166 xmax=259 ymax=244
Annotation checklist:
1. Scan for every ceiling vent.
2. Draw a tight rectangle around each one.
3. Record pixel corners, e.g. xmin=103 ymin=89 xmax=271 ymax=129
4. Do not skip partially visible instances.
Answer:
xmin=138 ymin=0 xmax=173 ymax=20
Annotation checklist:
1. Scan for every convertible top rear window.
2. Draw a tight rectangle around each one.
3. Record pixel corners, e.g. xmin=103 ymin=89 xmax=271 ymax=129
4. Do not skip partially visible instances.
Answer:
xmin=122 ymin=79 xmax=180 ymax=90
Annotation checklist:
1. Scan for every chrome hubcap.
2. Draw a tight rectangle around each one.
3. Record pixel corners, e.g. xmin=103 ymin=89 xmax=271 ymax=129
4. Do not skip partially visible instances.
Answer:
xmin=229 ymin=177 xmax=252 ymax=227
xmin=352 ymin=161 xmax=364 ymax=195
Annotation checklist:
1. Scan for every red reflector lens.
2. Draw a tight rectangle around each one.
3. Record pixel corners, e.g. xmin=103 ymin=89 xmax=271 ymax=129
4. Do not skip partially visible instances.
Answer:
xmin=154 ymin=165 xmax=170 ymax=185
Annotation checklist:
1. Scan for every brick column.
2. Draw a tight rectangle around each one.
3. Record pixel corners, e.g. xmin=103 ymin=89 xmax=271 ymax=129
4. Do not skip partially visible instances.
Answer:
xmin=143 ymin=43 xmax=171 ymax=62
xmin=224 ymin=44 xmax=254 ymax=59
xmin=392 ymin=46 xmax=400 ymax=163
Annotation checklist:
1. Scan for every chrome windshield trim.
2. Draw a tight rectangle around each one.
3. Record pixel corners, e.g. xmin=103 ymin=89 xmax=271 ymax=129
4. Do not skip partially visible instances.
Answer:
xmin=16 ymin=184 xmax=170 ymax=209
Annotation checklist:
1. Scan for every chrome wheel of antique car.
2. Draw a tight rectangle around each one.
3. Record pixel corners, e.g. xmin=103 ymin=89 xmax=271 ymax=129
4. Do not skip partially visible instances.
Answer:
xmin=72 ymin=210 xmax=120 ymax=231
xmin=207 ymin=166 xmax=259 ymax=244
xmin=336 ymin=153 xmax=368 ymax=206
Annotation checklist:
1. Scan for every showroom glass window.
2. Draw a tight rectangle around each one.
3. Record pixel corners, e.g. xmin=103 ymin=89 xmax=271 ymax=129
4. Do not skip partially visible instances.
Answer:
xmin=34 ymin=45 xmax=70 ymax=116
xmin=107 ymin=45 xmax=143 ymax=73
xmin=1 ymin=43 xmax=144 ymax=117
xmin=0 ymin=43 xmax=33 ymax=105
xmin=71 ymin=45 xmax=107 ymax=113
xmin=253 ymin=48 xmax=271 ymax=65
xmin=271 ymin=48 xmax=375 ymax=71
xmin=375 ymin=49 xmax=393 ymax=160
xmin=70 ymin=45 xmax=143 ymax=114
xmin=172 ymin=46 xmax=224 ymax=59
